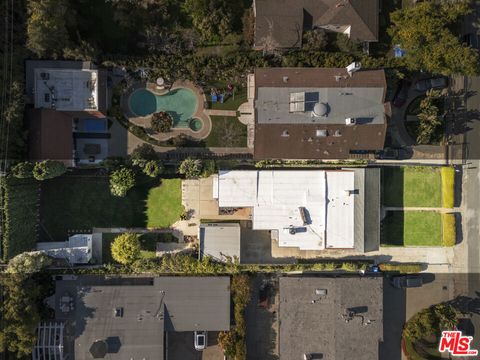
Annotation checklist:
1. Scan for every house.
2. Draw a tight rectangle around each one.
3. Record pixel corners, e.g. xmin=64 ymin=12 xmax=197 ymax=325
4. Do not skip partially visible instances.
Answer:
xmin=25 ymin=60 xmax=109 ymax=166
xmin=42 ymin=276 xmax=231 ymax=360
xmin=253 ymin=0 xmax=379 ymax=51
xmin=212 ymin=168 xmax=381 ymax=252
xmin=199 ymin=223 xmax=241 ymax=262
xmin=36 ymin=234 xmax=93 ymax=264
xmin=248 ymin=66 xmax=390 ymax=160
xmin=279 ymin=276 xmax=383 ymax=360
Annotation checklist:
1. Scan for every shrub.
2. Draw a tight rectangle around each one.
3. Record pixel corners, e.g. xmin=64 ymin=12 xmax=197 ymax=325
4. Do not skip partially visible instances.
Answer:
xmin=6 ymin=252 xmax=52 ymax=275
xmin=32 ymin=160 xmax=67 ymax=180
xmin=1 ymin=177 xmax=39 ymax=260
xmin=442 ymin=213 xmax=456 ymax=247
xmin=11 ymin=162 xmax=34 ymax=178
xmin=143 ymin=160 xmax=164 ymax=177
xmin=334 ymin=33 xmax=362 ymax=54
xmin=178 ymin=157 xmax=203 ymax=179
xmin=441 ymin=167 xmax=455 ymax=208
xmin=302 ymin=29 xmax=328 ymax=51
xmin=111 ymin=233 xmax=141 ymax=265
xmin=130 ymin=143 xmax=159 ymax=168
xmin=151 ymin=111 xmax=173 ymax=133
xmin=100 ymin=157 xmax=125 ymax=171
xmin=378 ymin=263 xmax=423 ymax=273
xmin=109 ymin=167 xmax=136 ymax=197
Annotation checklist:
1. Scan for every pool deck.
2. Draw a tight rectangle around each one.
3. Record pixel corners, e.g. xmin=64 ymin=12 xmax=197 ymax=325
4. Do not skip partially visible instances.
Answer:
xmin=123 ymin=80 xmax=212 ymax=141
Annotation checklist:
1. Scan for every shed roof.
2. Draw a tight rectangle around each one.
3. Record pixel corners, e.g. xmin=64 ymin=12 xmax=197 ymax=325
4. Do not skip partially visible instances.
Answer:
xmin=199 ymin=223 xmax=241 ymax=262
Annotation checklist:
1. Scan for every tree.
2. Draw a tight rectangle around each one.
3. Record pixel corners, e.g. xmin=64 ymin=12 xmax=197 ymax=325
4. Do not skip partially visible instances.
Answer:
xmin=416 ymin=90 xmax=443 ymax=145
xmin=110 ymin=167 xmax=136 ymax=197
xmin=334 ymin=33 xmax=362 ymax=54
xmin=143 ymin=160 xmax=164 ymax=177
xmin=32 ymin=160 xmax=67 ymax=180
xmin=178 ymin=158 xmax=202 ymax=179
xmin=302 ymin=29 xmax=328 ymax=51
xmin=388 ymin=1 xmax=479 ymax=75
xmin=130 ymin=143 xmax=158 ymax=168
xmin=151 ymin=111 xmax=173 ymax=133
xmin=26 ymin=0 xmax=70 ymax=59
xmin=111 ymin=233 xmax=141 ymax=265
xmin=6 ymin=251 xmax=52 ymax=275
xmin=11 ymin=162 xmax=34 ymax=178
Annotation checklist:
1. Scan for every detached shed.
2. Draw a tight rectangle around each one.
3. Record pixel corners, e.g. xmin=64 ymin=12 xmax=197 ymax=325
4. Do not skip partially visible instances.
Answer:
xmin=199 ymin=223 xmax=241 ymax=262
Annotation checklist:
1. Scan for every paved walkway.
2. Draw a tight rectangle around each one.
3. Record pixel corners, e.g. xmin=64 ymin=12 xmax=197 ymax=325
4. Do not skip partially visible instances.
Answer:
xmin=384 ymin=206 xmax=460 ymax=213
xmin=205 ymin=109 xmax=237 ymax=116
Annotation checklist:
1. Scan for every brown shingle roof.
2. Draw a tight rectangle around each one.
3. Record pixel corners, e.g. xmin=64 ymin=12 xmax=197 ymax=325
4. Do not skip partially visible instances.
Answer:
xmin=254 ymin=0 xmax=379 ymax=50
xmin=253 ymin=68 xmax=389 ymax=160
xmin=28 ymin=108 xmax=73 ymax=166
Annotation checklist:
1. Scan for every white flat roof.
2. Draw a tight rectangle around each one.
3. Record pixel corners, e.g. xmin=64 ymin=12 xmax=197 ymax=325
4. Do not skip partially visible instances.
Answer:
xmin=217 ymin=170 xmax=355 ymax=250
xmin=199 ymin=223 xmax=241 ymax=262
xmin=34 ymin=68 xmax=98 ymax=111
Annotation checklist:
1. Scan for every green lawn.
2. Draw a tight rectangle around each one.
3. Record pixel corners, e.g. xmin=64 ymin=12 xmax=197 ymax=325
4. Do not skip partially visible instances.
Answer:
xmin=39 ymin=175 xmax=182 ymax=241
xmin=381 ymin=211 xmax=442 ymax=246
xmin=204 ymin=116 xmax=248 ymax=147
xmin=382 ymin=167 xmax=442 ymax=207
xmin=146 ymin=178 xmax=183 ymax=227
xmin=101 ymin=232 xmax=177 ymax=263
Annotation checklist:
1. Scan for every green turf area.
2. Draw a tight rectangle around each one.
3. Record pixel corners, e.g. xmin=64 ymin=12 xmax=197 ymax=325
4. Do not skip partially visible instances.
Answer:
xmin=39 ymin=176 xmax=182 ymax=241
xmin=146 ymin=179 xmax=183 ymax=227
xmin=101 ymin=232 xmax=177 ymax=263
xmin=381 ymin=211 xmax=442 ymax=246
xmin=204 ymin=116 xmax=247 ymax=147
xmin=382 ymin=167 xmax=442 ymax=207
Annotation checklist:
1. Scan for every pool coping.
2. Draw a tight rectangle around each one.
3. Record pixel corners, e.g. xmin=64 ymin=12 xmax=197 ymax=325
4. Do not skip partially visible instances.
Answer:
xmin=122 ymin=80 xmax=212 ymax=141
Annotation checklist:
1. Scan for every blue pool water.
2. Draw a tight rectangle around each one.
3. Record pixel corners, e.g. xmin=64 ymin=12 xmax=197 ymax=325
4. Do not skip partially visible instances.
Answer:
xmin=83 ymin=118 xmax=107 ymax=132
xmin=128 ymin=88 xmax=198 ymax=127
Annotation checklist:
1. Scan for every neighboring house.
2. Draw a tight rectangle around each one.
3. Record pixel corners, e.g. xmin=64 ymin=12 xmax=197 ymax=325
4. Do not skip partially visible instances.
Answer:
xmin=253 ymin=0 xmax=379 ymax=51
xmin=199 ymin=223 xmax=241 ymax=262
xmin=212 ymin=168 xmax=381 ymax=252
xmin=25 ymin=60 xmax=109 ymax=166
xmin=279 ymin=276 xmax=383 ymax=360
xmin=36 ymin=234 xmax=93 ymax=264
xmin=248 ymin=66 xmax=390 ymax=160
xmin=42 ymin=276 xmax=231 ymax=360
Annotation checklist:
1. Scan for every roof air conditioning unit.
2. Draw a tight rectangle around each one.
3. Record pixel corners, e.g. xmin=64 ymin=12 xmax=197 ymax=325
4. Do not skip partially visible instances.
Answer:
xmin=346 ymin=62 xmax=361 ymax=76
xmin=345 ymin=117 xmax=355 ymax=125
xmin=315 ymin=289 xmax=327 ymax=296
xmin=316 ymin=129 xmax=327 ymax=137
xmin=304 ymin=354 xmax=313 ymax=360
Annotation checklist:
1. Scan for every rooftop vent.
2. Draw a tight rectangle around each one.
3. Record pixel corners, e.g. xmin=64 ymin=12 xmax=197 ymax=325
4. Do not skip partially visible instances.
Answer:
xmin=345 ymin=117 xmax=355 ymax=126
xmin=315 ymin=288 xmax=327 ymax=296
xmin=316 ymin=129 xmax=327 ymax=137
xmin=281 ymin=130 xmax=290 ymax=137
xmin=346 ymin=61 xmax=361 ymax=76
xmin=283 ymin=76 xmax=289 ymax=83
xmin=113 ymin=307 xmax=124 ymax=318
xmin=333 ymin=130 xmax=342 ymax=137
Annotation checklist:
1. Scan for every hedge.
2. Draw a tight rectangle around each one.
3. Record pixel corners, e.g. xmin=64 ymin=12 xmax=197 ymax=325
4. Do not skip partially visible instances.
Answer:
xmin=442 ymin=213 xmax=456 ymax=247
xmin=1 ymin=177 xmax=40 ymax=260
xmin=441 ymin=166 xmax=455 ymax=208
xmin=378 ymin=263 xmax=423 ymax=273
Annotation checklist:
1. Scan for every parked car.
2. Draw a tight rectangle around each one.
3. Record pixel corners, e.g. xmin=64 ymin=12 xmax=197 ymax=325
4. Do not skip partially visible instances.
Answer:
xmin=391 ymin=275 xmax=423 ymax=289
xmin=194 ymin=330 xmax=207 ymax=351
xmin=414 ymin=77 xmax=448 ymax=92
xmin=375 ymin=148 xmax=408 ymax=160
xmin=393 ymin=80 xmax=411 ymax=107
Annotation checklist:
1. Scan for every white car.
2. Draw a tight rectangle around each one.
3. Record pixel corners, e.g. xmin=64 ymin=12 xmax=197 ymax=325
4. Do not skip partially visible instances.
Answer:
xmin=194 ymin=330 xmax=207 ymax=351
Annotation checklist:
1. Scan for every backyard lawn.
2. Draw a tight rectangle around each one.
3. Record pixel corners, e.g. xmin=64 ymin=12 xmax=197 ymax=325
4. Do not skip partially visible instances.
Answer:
xmin=206 ymin=84 xmax=247 ymax=111
xmin=39 ymin=176 xmax=182 ymax=241
xmin=204 ymin=116 xmax=247 ymax=147
xmin=381 ymin=211 xmax=442 ymax=246
xmin=382 ymin=167 xmax=442 ymax=207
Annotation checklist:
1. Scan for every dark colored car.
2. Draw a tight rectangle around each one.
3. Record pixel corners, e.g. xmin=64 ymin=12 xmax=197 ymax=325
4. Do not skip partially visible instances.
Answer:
xmin=391 ymin=275 xmax=423 ymax=289
xmin=393 ymin=80 xmax=411 ymax=107
xmin=414 ymin=77 xmax=448 ymax=92
xmin=375 ymin=148 xmax=408 ymax=160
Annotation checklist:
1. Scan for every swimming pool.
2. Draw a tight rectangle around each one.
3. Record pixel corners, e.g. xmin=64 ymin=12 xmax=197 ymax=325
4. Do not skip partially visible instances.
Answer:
xmin=128 ymin=88 xmax=198 ymax=127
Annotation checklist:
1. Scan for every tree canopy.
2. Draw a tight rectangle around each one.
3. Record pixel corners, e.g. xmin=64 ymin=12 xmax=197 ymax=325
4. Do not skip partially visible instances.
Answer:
xmin=388 ymin=1 xmax=479 ymax=75
xmin=109 ymin=167 xmax=136 ymax=197
xmin=32 ymin=160 xmax=67 ymax=180
xmin=178 ymin=158 xmax=202 ymax=179
xmin=111 ymin=233 xmax=141 ymax=265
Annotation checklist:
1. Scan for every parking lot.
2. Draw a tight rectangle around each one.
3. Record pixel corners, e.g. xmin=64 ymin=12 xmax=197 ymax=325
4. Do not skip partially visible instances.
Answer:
xmin=167 ymin=331 xmax=224 ymax=360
